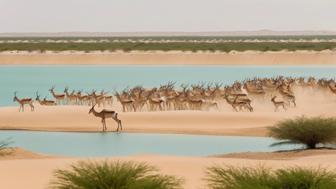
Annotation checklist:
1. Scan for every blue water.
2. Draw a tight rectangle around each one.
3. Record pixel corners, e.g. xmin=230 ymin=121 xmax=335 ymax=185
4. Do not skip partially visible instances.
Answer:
xmin=0 ymin=131 xmax=298 ymax=157
xmin=1 ymin=65 xmax=336 ymax=106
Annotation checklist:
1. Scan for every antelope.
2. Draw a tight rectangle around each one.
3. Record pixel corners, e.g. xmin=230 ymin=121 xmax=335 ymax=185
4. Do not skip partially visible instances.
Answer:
xmin=285 ymin=94 xmax=296 ymax=107
xmin=115 ymin=92 xmax=135 ymax=112
xmin=35 ymin=92 xmax=57 ymax=106
xmin=148 ymin=96 xmax=164 ymax=111
xmin=89 ymin=104 xmax=122 ymax=132
xmin=76 ymin=90 xmax=90 ymax=105
xmin=328 ymin=82 xmax=336 ymax=95
xmin=271 ymin=96 xmax=286 ymax=112
xmin=101 ymin=90 xmax=113 ymax=106
xmin=64 ymin=87 xmax=77 ymax=105
xmin=49 ymin=86 xmax=65 ymax=105
xmin=233 ymin=95 xmax=253 ymax=112
xmin=13 ymin=92 xmax=34 ymax=112
xmin=224 ymin=94 xmax=253 ymax=112
xmin=278 ymin=87 xmax=296 ymax=107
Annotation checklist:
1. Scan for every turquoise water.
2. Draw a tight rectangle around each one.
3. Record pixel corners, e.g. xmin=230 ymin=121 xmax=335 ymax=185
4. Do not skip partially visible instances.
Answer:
xmin=0 ymin=131 xmax=298 ymax=157
xmin=0 ymin=65 xmax=336 ymax=106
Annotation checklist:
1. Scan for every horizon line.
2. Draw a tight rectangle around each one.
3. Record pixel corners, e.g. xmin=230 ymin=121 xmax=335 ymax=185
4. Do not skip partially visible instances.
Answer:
xmin=1 ymin=30 xmax=336 ymax=37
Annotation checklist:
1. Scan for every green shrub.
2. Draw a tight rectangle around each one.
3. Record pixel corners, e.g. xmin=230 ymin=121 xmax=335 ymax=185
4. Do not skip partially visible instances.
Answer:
xmin=206 ymin=165 xmax=336 ymax=189
xmin=268 ymin=117 xmax=336 ymax=149
xmin=51 ymin=160 xmax=182 ymax=189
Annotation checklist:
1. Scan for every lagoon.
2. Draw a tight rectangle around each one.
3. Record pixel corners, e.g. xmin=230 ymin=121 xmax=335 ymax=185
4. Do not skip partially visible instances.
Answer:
xmin=0 ymin=131 xmax=298 ymax=157
xmin=0 ymin=65 xmax=336 ymax=106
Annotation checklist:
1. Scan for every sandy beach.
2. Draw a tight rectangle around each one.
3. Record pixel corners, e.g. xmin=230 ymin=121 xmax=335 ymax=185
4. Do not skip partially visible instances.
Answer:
xmin=0 ymin=51 xmax=336 ymax=65
xmin=1 ymin=86 xmax=336 ymax=136
xmin=0 ymin=105 xmax=334 ymax=137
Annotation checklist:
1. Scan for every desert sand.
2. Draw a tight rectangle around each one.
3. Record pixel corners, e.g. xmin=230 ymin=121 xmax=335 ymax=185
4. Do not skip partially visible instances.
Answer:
xmin=1 ymin=87 xmax=336 ymax=136
xmin=1 ymin=66 xmax=336 ymax=189
xmin=0 ymin=105 xmax=334 ymax=136
xmin=0 ymin=51 xmax=336 ymax=65
xmin=1 ymin=153 xmax=336 ymax=189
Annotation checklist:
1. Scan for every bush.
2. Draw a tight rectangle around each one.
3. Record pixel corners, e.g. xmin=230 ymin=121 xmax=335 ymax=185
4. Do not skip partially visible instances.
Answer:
xmin=206 ymin=165 xmax=336 ymax=189
xmin=268 ymin=117 xmax=336 ymax=149
xmin=51 ymin=160 xmax=182 ymax=189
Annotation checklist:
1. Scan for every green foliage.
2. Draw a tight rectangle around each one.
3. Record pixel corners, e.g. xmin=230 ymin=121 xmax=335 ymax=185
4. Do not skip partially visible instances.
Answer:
xmin=51 ymin=160 xmax=182 ymax=189
xmin=268 ymin=117 xmax=336 ymax=149
xmin=0 ymin=36 xmax=336 ymax=52
xmin=206 ymin=165 xmax=336 ymax=189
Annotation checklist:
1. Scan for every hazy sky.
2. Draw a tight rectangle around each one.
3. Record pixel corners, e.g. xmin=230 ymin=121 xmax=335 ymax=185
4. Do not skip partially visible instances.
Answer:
xmin=0 ymin=0 xmax=335 ymax=32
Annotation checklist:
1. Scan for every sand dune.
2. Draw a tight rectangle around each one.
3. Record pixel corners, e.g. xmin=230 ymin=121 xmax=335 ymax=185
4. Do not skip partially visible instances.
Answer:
xmin=0 ymin=51 xmax=336 ymax=65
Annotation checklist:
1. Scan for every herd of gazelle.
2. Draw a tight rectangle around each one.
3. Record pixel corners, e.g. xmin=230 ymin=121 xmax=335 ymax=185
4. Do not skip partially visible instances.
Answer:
xmin=12 ymin=76 xmax=336 ymax=113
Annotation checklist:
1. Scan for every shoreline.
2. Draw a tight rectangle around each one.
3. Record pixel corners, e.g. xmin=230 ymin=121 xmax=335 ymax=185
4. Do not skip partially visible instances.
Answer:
xmin=0 ymin=51 xmax=336 ymax=65
xmin=0 ymin=128 xmax=270 ymax=137
xmin=1 ymin=98 xmax=336 ymax=137
xmin=0 ymin=106 xmax=272 ymax=137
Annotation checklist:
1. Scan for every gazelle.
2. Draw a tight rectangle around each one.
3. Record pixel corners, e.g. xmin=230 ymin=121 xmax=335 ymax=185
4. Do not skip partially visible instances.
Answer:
xmin=49 ymin=86 xmax=65 ymax=105
xmin=89 ymin=104 xmax=122 ymax=132
xmin=224 ymin=94 xmax=253 ymax=112
xmin=64 ymin=87 xmax=77 ymax=105
xmin=328 ymin=82 xmax=336 ymax=95
xmin=115 ymin=92 xmax=135 ymax=112
xmin=271 ymin=96 xmax=286 ymax=112
xmin=36 ymin=92 xmax=57 ymax=106
xmin=101 ymin=90 xmax=113 ymax=106
xmin=13 ymin=92 xmax=34 ymax=112
xmin=277 ymin=85 xmax=296 ymax=107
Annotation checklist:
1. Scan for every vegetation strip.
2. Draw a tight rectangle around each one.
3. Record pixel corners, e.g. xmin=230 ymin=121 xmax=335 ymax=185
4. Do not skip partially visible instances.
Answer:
xmin=1 ymin=42 xmax=336 ymax=52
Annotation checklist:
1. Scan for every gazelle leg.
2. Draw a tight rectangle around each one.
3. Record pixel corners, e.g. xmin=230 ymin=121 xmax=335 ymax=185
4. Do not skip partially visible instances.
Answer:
xmin=113 ymin=118 xmax=119 ymax=132
xmin=116 ymin=120 xmax=119 ymax=132
xmin=101 ymin=119 xmax=105 ymax=131
xmin=233 ymin=106 xmax=238 ymax=112
xmin=119 ymin=120 xmax=122 ymax=131
xmin=103 ymin=119 xmax=107 ymax=131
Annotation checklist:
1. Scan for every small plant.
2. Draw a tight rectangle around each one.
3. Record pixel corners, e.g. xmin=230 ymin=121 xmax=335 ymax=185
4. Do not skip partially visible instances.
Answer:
xmin=51 ymin=160 xmax=182 ymax=189
xmin=0 ymin=139 xmax=13 ymax=156
xmin=268 ymin=117 xmax=336 ymax=149
xmin=206 ymin=165 xmax=336 ymax=189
